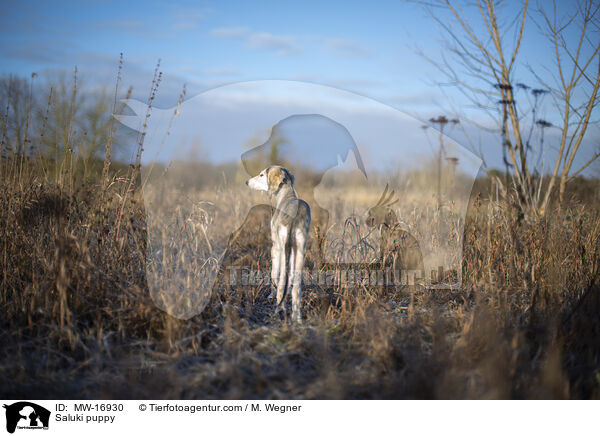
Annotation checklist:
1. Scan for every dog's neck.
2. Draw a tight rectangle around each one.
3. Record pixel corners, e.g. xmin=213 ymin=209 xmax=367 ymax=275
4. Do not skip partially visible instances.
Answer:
xmin=270 ymin=183 xmax=297 ymax=211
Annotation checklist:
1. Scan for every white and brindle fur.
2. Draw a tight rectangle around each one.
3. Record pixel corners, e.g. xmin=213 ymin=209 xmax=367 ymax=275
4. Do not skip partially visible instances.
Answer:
xmin=246 ymin=166 xmax=311 ymax=322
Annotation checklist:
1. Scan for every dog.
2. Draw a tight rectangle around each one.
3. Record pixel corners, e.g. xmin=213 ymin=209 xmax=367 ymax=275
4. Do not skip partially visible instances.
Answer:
xmin=246 ymin=166 xmax=311 ymax=322
xmin=241 ymin=114 xmax=367 ymax=269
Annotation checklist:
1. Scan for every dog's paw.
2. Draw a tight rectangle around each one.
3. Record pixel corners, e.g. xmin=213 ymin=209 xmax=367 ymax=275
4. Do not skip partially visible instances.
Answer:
xmin=270 ymin=305 xmax=285 ymax=323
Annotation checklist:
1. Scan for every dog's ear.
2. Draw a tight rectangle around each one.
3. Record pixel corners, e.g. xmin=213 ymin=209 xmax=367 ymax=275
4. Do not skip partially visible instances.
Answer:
xmin=267 ymin=167 xmax=294 ymax=191
xmin=283 ymin=168 xmax=295 ymax=186
xmin=267 ymin=166 xmax=285 ymax=191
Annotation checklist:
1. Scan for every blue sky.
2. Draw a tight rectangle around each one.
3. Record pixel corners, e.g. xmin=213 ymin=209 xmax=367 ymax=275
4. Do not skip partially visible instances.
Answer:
xmin=0 ymin=0 xmax=438 ymax=105
xmin=0 ymin=0 xmax=598 ymax=174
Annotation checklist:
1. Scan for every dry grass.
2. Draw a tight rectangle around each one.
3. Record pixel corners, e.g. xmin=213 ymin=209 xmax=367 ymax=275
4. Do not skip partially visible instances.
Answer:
xmin=1 ymin=153 xmax=599 ymax=399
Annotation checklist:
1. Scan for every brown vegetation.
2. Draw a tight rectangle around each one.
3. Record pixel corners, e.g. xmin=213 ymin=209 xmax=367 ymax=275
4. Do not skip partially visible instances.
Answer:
xmin=1 ymin=153 xmax=599 ymax=399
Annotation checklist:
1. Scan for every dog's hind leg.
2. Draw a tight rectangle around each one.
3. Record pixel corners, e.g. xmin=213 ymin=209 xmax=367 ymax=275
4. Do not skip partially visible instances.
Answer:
xmin=275 ymin=226 xmax=289 ymax=309
xmin=287 ymin=246 xmax=296 ymax=311
xmin=291 ymin=229 xmax=307 ymax=323
xmin=269 ymin=242 xmax=280 ymax=300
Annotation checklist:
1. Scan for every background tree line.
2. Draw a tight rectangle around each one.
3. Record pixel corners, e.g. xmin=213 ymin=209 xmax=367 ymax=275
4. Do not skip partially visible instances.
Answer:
xmin=0 ymin=70 xmax=129 ymax=181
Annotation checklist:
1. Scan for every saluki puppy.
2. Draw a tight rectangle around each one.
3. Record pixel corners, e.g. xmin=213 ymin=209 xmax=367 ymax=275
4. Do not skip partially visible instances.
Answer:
xmin=246 ymin=166 xmax=311 ymax=322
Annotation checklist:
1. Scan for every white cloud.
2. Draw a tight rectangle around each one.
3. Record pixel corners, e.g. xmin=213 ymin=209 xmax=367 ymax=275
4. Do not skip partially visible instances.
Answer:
xmin=170 ymin=7 xmax=206 ymax=31
xmin=203 ymin=67 xmax=241 ymax=76
xmin=93 ymin=20 xmax=146 ymax=31
xmin=246 ymin=32 xmax=301 ymax=55
xmin=210 ymin=26 xmax=249 ymax=38
xmin=211 ymin=27 xmax=301 ymax=56
xmin=324 ymin=38 xmax=370 ymax=58
xmin=179 ymin=66 xmax=242 ymax=77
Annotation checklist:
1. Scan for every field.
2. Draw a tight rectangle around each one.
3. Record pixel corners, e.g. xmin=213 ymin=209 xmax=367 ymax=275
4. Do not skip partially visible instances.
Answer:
xmin=1 ymin=150 xmax=599 ymax=399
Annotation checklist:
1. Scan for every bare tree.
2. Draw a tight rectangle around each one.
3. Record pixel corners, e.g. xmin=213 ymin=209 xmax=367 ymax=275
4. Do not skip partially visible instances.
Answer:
xmin=37 ymin=71 xmax=114 ymax=163
xmin=1 ymin=70 xmax=119 ymax=167
xmin=0 ymin=74 xmax=36 ymax=157
xmin=419 ymin=0 xmax=600 ymax=217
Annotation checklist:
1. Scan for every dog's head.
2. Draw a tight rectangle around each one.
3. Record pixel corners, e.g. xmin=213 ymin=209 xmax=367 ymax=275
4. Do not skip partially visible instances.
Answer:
xmin=246 ymin=166 xmax=294 ymax=193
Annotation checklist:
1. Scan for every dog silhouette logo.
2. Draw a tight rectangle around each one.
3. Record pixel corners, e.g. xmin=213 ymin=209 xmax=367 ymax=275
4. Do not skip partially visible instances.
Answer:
xmin=3 ymin=402 xmax=50 ymax=433
xmin=240 ymin=113 xmax=367 ymax=267
xmin=116 ymin=80 xmax=481 ymax=319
